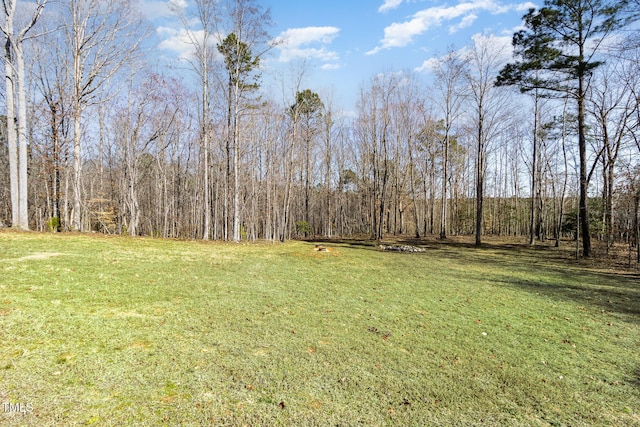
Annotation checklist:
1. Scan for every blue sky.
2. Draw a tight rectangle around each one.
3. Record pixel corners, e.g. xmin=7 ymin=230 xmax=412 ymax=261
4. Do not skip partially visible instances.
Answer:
xmin=145 ymin=0 xmax=537 ymax=110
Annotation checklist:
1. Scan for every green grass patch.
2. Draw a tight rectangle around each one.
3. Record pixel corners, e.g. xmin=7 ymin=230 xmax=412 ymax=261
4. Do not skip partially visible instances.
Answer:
xmin=0 ymin=231 xmax=639 ymax=426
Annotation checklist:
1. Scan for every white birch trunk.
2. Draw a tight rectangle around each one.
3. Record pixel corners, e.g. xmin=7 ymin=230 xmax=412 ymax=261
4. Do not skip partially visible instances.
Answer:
xmin=15 ymin=42 xmax=29 ymax=229
xmin=3 ymin=16 xmax=19 ymax=227
xmin=2 ymin=0 xmax=46 ymax=230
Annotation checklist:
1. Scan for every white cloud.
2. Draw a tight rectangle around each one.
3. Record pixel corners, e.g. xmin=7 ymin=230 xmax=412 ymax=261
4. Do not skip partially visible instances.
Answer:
xmin=273 ymin=26 xmax=341 ymax=64
xmin=501 ymin=24 xmax=525 ymax=37
xmin=321 ymin=63 xmax=342 ymax=70
xmin=414 ymin=57 xmax=441 ymax=73
xmin=157 ymin=27 xmax=220 ymax=60
xmin=515 ymin=2 xmax=537 ymax=12
xmin=139 ymin=0 xmax=183 ymax=20
xmin=467 ymin=32 xmax=513 ymax=61
xmin=169 ymin=0 xmax=187 ymax=10
xmin=449 ymin=13 xmax=478 ymax=33
xmin=415 ymin=32 xmax=512 ymax=73
xmin=151 ymin=0 xmax=210 ymax=61
xmin=277 ymin=47 xmax=339 ymax=63
xmin=157 ymin=28 xmax=195 ymax=59
xmin=378 ymin=0 xmax=404 ymax=13
xmin=368 ymin=0 xmax=534 ymax=55
xmin=274 ymin=27 xmax=340 ymax=48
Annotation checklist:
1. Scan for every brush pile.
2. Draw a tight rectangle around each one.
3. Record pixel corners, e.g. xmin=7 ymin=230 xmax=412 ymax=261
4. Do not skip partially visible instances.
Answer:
xmin=378 ymin=244 xmax=425 ymax=253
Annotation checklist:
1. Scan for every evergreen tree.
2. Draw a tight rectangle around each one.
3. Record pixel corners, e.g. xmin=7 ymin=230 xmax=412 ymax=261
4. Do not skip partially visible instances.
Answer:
xmin=497 ymin=0 xmax=632 ymax=257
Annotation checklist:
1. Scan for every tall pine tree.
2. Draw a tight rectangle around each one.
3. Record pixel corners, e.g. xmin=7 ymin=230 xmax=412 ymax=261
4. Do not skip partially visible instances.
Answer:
xmin=497 ymin=0 xmax=631 ymax=257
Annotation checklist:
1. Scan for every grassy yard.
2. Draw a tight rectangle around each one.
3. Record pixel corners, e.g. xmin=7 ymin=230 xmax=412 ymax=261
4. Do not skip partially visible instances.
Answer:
xmin=0 ymin=231 xmax=638 ymax=426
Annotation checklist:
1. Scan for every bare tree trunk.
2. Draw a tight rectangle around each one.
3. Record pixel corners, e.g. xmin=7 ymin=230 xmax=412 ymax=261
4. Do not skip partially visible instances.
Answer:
xmin=475 ymin=108 xmax=484 ymax=247
xmin=128 ymin=172 xmax=139 ymax=235
xmin=233 ymin=89 xmax=240 ymax=242
xmin=202 ymin=51 xmax=210 ymax=240
xmin=1 ymin=0 xmax=46 ymax=229
xmin=635 ymin=194 xmax=639 ymax=264
xmin=4 ymin=33 xmax=18 ymax=228
xmin=15 ymin=42 xmax=28 ymax=228
xmin=378 ymin=135 xmax=388 ymax=240
xmin=65 ymin=0 xmax=145 ymax=231
xmin=70 ymin=2 xmax=84 ymax=231
xmin=577 ymin=77 xmax=592 ymax=257
xmin=322 ymin=102 xmax=334 ymax=237
xmin=226 ymin=83 xmax=232 ymax=241
xmin=63 ymin=156 xmax=71 ymax=230
xmin=72 ymin=101 xmax=82 ymax=230
xmin=529 ymin=92 xmax=539 ymax=245
xmin=465 ymin=35 xmax=510 ymax=246
xmin=408 ymin=135 xmax=420 ymax=238
xmin=440 ymin=134 xmax=449 ymax=239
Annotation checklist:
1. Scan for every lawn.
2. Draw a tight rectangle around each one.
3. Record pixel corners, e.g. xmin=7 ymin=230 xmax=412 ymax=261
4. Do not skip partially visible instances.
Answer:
xmin=0 ymin=231 xmax=639 ymax=426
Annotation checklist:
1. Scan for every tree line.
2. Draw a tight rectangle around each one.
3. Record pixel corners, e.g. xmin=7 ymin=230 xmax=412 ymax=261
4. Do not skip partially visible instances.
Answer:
xmin=1 ymin=0 xmax=639 ymax=259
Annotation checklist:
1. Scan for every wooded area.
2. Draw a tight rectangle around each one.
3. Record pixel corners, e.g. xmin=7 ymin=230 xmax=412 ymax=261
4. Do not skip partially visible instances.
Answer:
xmin=1 ymin=0 xmax=639 ymax=259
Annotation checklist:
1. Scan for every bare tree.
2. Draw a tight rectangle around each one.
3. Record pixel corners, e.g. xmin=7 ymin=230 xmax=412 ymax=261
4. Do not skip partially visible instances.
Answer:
xmin=1 ymin=0 xmax=47 ymax=229
xmin=319 ymin=89 xmax=339 ymax=237
xmin=111 ymin=72 xmax=177 ymax=236
xmin=588 ymin=57 xmax=639 ymax=252
xmin=64 ymin=0 xmax=147 ymax=231
xmin=356 ymin=73 xmax=402 ymax=240
xmin=429 ymin=48 xmax=467 ymax=239
xmin=0 ymin=116 xmax=8 ymax=225
xmin=216 ymin=0 xmax=272 ymax=242
xmin=385 ymin=75 xmax=422 ymax=237
xmin=276 ymin=62 xmax=308 ymax=241
xmin=497 ymin=0 xmax=632 ymax=257
xmin=32 ymin=15 xmax=74 ymax=231
xmin=463 ymin=34 xmax=511 ymax=246
xmin=289 ymin=88 xmax=323 ymax=233
xmin=172 ymin=0 xmax=218 ymax=240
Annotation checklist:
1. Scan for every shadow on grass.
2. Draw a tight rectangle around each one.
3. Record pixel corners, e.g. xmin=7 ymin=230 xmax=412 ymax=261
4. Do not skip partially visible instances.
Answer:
xmin=304 ymin=237 xmax=380 ymax=250
xmin=474 ymin=245 xmax=640 ymax=323
xmin=497 ymin=274 xmax=640 ymax=319
xmin=429 ymin=239 xmax=640 ymax=323
xmin=308 ymin=235 xmax=640 ymax=397
xmin=306 ymin=235 xmax=576 ymax=269
xmin=307 ymin=236 xmax=640 ymax=323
